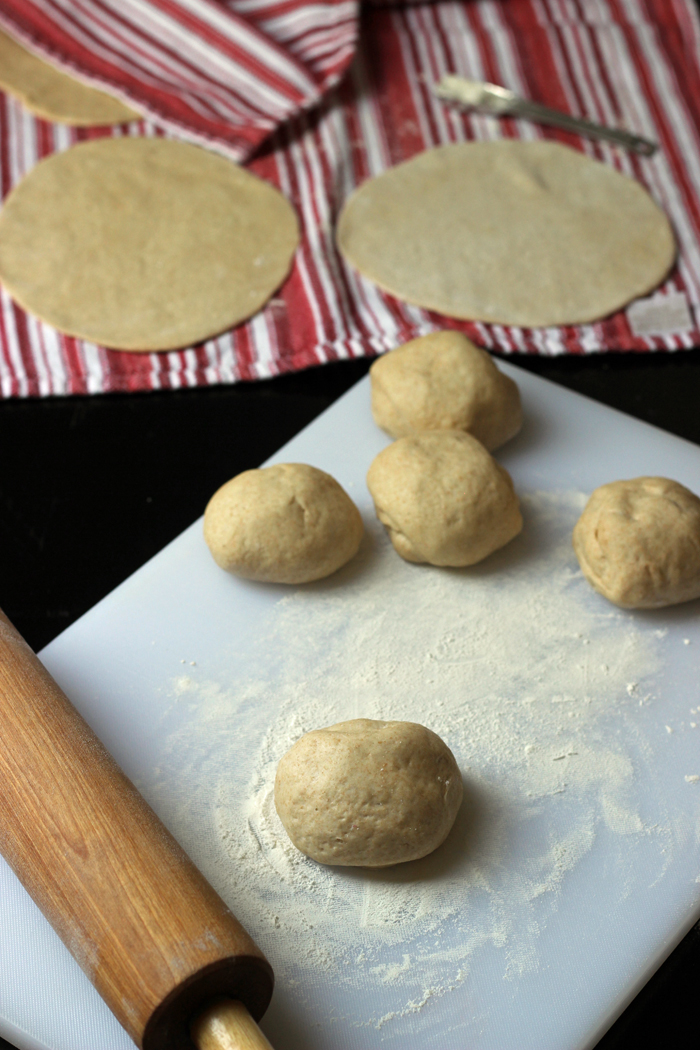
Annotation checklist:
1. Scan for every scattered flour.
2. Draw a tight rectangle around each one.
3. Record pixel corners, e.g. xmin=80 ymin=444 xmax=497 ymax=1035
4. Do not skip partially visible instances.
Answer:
xmin=150 ymin=491 xmax=671 ymax=1028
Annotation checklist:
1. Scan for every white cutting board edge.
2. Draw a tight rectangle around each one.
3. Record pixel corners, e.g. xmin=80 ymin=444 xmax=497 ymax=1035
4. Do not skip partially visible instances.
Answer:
xmin=0 ymin=361 xmax=699 ymax=1050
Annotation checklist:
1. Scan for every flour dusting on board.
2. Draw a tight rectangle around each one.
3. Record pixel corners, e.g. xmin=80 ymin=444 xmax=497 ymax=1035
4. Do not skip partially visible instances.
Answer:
xmin=151 ymin=491 xmax=669 ymax=1024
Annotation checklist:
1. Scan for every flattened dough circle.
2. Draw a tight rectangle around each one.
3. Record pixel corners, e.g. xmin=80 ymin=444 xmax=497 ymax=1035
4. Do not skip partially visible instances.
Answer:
xmin=0 ymin=137 xmax=300 ymax=351
xmin=337 ymin=141 xmax=676 ymax=327
xmin=0 ymin=28 xmax=138 ymax=125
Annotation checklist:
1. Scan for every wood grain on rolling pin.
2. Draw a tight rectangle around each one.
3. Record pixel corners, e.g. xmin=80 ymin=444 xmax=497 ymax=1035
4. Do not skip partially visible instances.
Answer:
xmin=0 ymin=608 xmax=273 ymax=1050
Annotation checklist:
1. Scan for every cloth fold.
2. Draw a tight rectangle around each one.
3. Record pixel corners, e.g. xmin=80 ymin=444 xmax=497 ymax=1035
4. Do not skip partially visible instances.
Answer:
xmin=0 ymin=0 xmax=359 ymax=159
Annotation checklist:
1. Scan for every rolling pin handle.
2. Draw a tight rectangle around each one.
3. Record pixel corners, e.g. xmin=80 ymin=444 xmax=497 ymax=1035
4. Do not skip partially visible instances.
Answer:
xmin=191 ymin=999 xmax=275 ymax=1050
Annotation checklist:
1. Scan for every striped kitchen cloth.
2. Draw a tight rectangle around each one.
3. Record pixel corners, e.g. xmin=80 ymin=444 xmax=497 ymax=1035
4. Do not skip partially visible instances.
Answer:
xmin=0 ymin=0 xmax=360 ymax=160
xmin=1 ymin=0 xmax=700 ymax=396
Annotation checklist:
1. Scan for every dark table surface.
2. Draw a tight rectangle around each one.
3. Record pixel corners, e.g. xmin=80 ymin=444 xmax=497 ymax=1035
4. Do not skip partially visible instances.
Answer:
xmin=1 ymin=348 xmax=700 ymax=1049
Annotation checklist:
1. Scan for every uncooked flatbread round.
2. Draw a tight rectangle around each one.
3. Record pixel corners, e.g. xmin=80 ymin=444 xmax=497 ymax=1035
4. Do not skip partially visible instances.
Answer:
xmin=274 ymin=719 xmax=463 ymax=867
xmin=0 ymin=28 xmax=138 ymax=125
xmin=203 ymin=463 xmax=363 ymax=584
xmin=370 ymin=330 xmax=522 ymax=450
xmin=367 ymin=430 xmax=522 ymax=566
xmin=0 ymin=137 xmax=299 ymax=350
xmin=573 ymin=477 xmax=700 ymax=609
xmin=337 ymin=141 xmax=676 ymax=327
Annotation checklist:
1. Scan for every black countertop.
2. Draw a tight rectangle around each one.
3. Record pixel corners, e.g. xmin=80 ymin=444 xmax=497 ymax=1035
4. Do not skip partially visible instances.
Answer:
xmin=1 ymin=348 xmax=699 ymax=1049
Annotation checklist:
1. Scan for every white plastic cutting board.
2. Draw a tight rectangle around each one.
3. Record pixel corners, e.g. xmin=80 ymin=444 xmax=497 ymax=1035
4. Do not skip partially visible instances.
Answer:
xmin=1 ymin=364 xmax=700 ymax=1050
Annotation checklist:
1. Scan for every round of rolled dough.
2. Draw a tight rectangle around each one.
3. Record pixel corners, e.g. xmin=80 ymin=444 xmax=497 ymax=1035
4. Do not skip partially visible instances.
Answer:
xmin=203 ymin=463 xmax=363 ymax=584
xmin=573 ymin=477 xmax=700 ymax=609
xmin=370 ymin=331 xmax=522 ymax=450
xmin=274 ymin=719 xmax=463 ymax=867
xmin=366 ymin=430 xmax=522 ymax=566
xmin=0 ymin=137 xmax=299 ymax=350
xmin=0 ymin=28 xmax=138 ymax=125
xmin=337 ymin=140 xmax=676 ymax=327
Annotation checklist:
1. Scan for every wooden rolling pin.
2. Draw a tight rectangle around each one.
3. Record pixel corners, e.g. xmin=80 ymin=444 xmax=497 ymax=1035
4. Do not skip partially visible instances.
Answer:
xmin=0 ymin=607 xmax=275 ymax=1050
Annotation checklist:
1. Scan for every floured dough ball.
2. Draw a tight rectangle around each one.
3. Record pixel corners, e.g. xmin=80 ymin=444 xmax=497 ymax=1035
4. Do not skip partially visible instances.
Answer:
xmin=274 ymin=719 xmax=463 ymax=867
xmin=573 ymin=477 xmax=700 ymax=609
xmin=204 ymin=463 xmax=363 ymax=584
xmin=366 ymin=430 xmax=522 ymax=566
xmin=370 ymin=331 xmax=522 ymax=450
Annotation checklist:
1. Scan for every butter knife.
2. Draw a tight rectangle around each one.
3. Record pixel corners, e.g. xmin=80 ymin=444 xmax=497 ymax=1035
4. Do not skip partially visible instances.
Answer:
xmin=434 ymin=75 xmax=657 ymax=156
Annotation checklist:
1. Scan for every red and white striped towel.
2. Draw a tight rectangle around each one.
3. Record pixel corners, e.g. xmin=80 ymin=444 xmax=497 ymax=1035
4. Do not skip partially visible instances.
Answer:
xmin=1 ymin=0 xmax=700 ymax=397
xmin=0 ymin=0 xmax=359 ymax=159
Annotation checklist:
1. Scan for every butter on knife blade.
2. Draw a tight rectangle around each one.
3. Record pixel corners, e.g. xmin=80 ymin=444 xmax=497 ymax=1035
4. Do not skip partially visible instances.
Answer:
xmin=434 ymin=75 xmax=658 ymax=156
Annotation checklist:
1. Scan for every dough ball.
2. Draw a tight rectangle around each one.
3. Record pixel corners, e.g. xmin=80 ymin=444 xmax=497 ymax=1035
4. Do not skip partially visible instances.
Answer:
xmin=573 ymin=477 xmax=700 ymax=609
xmin=203 ymin=463 xmax=363 ymax=584
xmin=274 ymin=719 xmax=463 ymax=867
xmin=366 ymin=430 xmax=522 ymax=566
xmin=370 ymin=331 xmax=522 ymax=450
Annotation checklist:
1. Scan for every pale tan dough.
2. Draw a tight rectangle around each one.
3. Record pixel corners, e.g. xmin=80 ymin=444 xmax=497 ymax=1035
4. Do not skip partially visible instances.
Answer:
xmin=274 ymin=719 xmax=463 ymax=867
xmin=366 ymin=430 xmax=522 ymax=566
xmin=573 ymin=477 xmax=700 ymax=609
xmin=337 ymin=140 xmax=676 ymax=327
xmin=203 ymin=463 xmax=363 ymax=584
xmin=0 ymin=137 xmax=299 ymax=351
xmin=370 ymin=330 xmax=522 ymax=450
xmin=0 ymin=28 xmax=138 ymax=125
